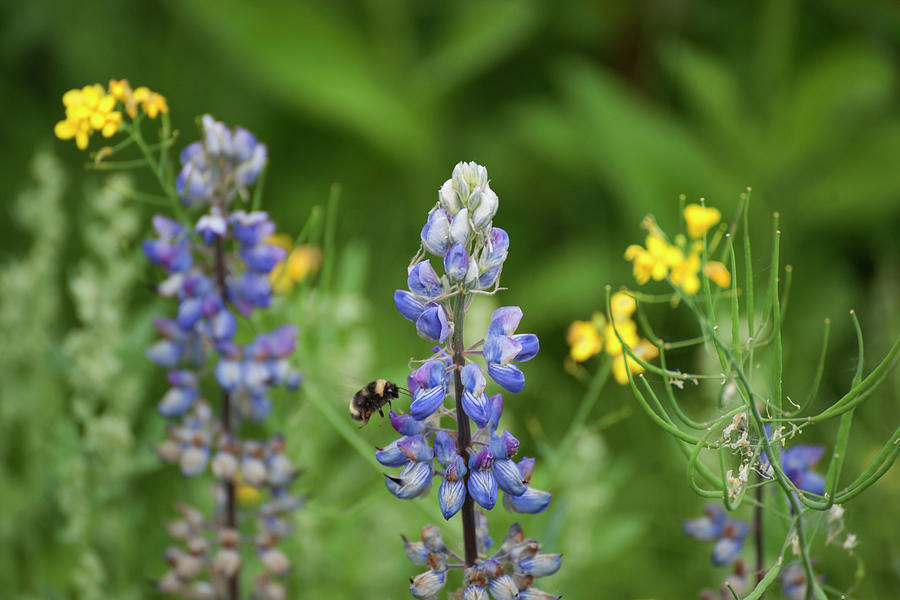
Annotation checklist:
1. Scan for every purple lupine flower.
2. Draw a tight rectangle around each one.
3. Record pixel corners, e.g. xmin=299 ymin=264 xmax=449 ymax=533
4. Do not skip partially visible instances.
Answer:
xmin=394 ymin=290 xmax=427 ymax=322
xmin=468 ymin=448 xmax=498 ymax=509
xmin=421 ymin=207 xmax=452 ymax=256
xmin=415 ymin=303 xmax=450 ymax=343
xmin=443 ymin=242 xmax=470 ymax=283
xmin=409 ymin=569 xmax=446 ymax=599
xmin=385 ymin=163 xmax=559 ymax=594
xmin=439 ymin=456 xmax=467 ymax=519
xmin=684 ymin=505 xmax=749 ymax=566
xmin=433 ymin=431 xmax=457 ymax=468
xmin=482 ymin=306 xmax=539 ymax=393
xmin=460 ymin=363 xmax=489 ymax=427
xmin=407 ymin=261 xmax=445 ymax=300
xmin=385 ymin=461 xmax=434 ymax=499
xmin=761 ymin=426 xmax=826 ymax=496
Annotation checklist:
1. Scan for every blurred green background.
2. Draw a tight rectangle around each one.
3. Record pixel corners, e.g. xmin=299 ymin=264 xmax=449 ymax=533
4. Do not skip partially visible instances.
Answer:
xmin=2 ymin=0 xmax=900 ymax=598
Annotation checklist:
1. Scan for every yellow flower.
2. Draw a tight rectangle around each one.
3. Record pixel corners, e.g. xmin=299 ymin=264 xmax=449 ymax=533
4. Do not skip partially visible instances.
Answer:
xmin=236 ymin=482 xmax=263 ymax=507
xmin=684 ymin=204 xmax=721 ymax=238
xmin=609 ymin=291 xmax=637 ymax=323
xmin=625 ymin=234 xmax=676 ymax=284
xmin=704 ymin=260 xmax=731 ymax=288
xmin=133 ymin=86 xmax=168 ymax=119
xmin=566 ymin=317 xmax=604 ymax=362
xmin=604 ymin=319 xmax=639 ymax=357
xmin=54 ymin=84 xmax=122 ymax=149
xmin=611 ymin=338 xmax=660 ymax=385
xmin=108 ymin=78 xmax=138 ymax=117
xmin=268 ymin=234 xmax=323 ymax=294
xmin=669 ymin=248 xmax=701 ymax=295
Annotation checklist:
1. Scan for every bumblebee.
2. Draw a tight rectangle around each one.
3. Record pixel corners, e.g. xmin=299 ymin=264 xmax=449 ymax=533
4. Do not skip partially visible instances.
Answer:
xmin=350 ymin=379 xmax=400 ymax=426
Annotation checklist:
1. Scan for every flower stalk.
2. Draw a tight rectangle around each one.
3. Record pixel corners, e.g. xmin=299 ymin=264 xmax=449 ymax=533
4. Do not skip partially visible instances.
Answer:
xmin=450 ymin=294 xmax=478 ymax=566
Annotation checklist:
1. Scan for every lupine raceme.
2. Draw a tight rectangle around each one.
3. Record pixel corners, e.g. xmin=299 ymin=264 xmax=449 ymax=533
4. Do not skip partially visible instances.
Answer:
xmin=382 ymin=162 xmax=561 ymax=599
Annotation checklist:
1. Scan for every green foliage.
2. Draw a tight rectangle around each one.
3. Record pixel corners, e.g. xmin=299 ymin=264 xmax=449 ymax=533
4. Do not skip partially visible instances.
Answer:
xmin=1 ymin=0 xmax=899 ymax=598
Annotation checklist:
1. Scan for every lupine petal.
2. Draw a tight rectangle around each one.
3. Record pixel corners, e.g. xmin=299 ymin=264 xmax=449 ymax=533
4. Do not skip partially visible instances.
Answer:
xmin=398 ymin=435 xmax=435 ymax=462
xmin=461 ymin=390 xmax=489 ymax=427
xmin=511 ymin=334 xmax=540 ymax=362
xmin=460 ymin=363 xmax=487 ymax=395
xmin=490 ymin=430 xmax=520 ymax=460
xmin=712 ymin=536 xmax=744 ymax=566
xmin=407 ymin=261 xmax=444 ymax=299
xmin=240 ymin=243 xmax=287 ymax=273
xmin=376 ymin=439 xmax=409 ymax=467
xmin=146 ymin=340 xmax=183 ymax=367
xmin=488 ymin=363 xmax=525 ymax=393
xmin=416 ymin=304 xmax=450 ymax=342
xmin=180 ymin=445 xmax=209 ymax=476
xmin=176 ymin=297 xmax=204 ymax=329
xmin=408 ymin=359 xmax=448 ymax=393
xmin=445 ymin=455 xmax=467 ymax=481
xmin=797 ymin=471 xmax=825 ymax=496
xmin=391 ymin=410 xmax=425 ymax=436
xmin=488 ymin=306 xmax=523 ymax=337
xmin=476 ymin=266 xmax=501 ymax=290
xmin=483 ymin=336 xmax=523 ymax=365
xmin=503 ymin=486 xmax=551 ymax=514
xmin=470 ymin=186 xmax=498 ymax=229
xmin=487 ymin=574 xmax=518 ymax=600
xmin=468 ymin=469 xmax=498 ymax=509
xmin=433 ymin=431 xmax=457 ymax=467
xmin=518 ymin=554 xmax=562 ymax=577
xmin=421 ymin=208 xmax=451 ymax=256
xmin=487 ymin=394 xmax=503 ymax=429
xmin=410 ymin=569 xmax=446 ymax=599
xmin=385 ymin=461 xmax=433 ymax=499
xmin=394 ymin=290 xmax=427 ymax=322
xmin=195 ymin=213 xmax=227 ymax=244
xmin=463 ymin=586 xmax=489 ymax=600
xmin=444 ymin=242 xmax=470 ymax=282
xmin=229 ymin=211 xmax=275 ymax=246
xmin=480 ymin=227 xmax=509 ymax=269
xmin=450 ymin=208 xmax=471 ymax=245
xmin=409 ymin=386 xmax=446 ymax=421
xmin=683 ymin=516 xmax=724 ymax=541
xmin=158 ymin=387 xmax=196 ymax=417
xmin=439 ymin=479 xmax=466 ymax=519
xmin=492 ymin=458 xmax=527 ymax=496
xmin=402 ymin=536 xmax=429 ymax=566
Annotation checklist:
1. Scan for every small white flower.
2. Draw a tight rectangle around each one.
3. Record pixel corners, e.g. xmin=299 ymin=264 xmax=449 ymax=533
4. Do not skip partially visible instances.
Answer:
xmin=827 ymin=504 xmax=845 ymax=523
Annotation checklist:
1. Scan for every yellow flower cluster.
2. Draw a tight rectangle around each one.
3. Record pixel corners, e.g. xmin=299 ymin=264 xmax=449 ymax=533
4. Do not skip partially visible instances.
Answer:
xmin=624 ymin=203 xmax=731 ymax=295
xmin=108 ymin=78 xmax=168 ymax=119
xmin=53 ymin=84 xmax=122 ymax=150
xmin=267 ymin=234 xmax=323 ymax=294
xmin=54 ymin=79 xmax=168 ymax=150
xmin=566 ymin=291 xmax=659 ymax=385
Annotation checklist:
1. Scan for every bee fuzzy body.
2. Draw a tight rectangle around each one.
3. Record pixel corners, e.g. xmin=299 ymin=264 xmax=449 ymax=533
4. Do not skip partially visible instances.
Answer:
xmin=350 ymin=379 xmax=400 ymax=426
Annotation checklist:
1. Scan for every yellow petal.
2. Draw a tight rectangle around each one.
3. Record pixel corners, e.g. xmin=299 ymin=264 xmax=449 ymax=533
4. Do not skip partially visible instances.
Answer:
xmin=98 ymin=94 xmax=116 ymax=113
xmin=76 ymin=131 xmax=89 ymax=150
xmin=610 ymin=291 xmax=636 ymax=320
xmin=705 ymin=261 xmax=731 ymax=288
xmin=90 ymin=112 xmax=105 ymax=129
xmin=62 ymin=89 xmax=82 ymax=107
xmin=81 ymin=85 xmax=100 ymax=107
xmin=684 ymin=204 xmax=721 ymax=238
xmin=54 ymin=120 xmax=75 ymax=139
